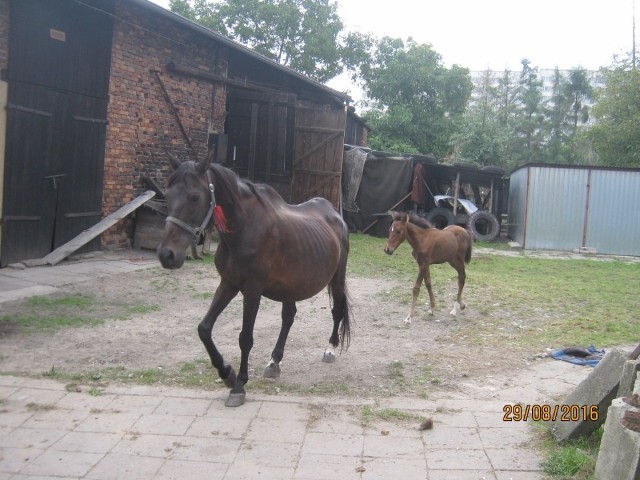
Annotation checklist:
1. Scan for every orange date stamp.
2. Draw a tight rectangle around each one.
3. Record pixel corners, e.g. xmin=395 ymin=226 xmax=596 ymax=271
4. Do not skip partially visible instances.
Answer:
xmin=503 ymin=404 xmax=600 ymax=422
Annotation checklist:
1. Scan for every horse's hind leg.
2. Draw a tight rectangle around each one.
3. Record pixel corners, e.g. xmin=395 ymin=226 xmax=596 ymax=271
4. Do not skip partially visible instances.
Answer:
xmin=449 ymin=262 xmax=466 ymax=317
xmin=264 ymin=302 xmax=296 ymax=378
xmin=325 ymin=263 xmax=351 ymax=362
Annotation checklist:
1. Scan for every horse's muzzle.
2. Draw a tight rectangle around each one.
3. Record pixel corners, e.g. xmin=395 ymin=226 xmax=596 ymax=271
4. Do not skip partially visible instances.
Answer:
xmin=157 ymin=245 xmax=185 ymax=269
xmin=384 ymin=247 xmax=394 ymax=255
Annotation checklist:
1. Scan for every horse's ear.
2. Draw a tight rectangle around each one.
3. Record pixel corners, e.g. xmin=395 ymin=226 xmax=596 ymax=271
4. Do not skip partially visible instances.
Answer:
xmin=196 ymin=147 xmax=215 ymax=174
xmin=401 ymin=213 xmax=410 ymax=223
xmin=167 ymin=151 xmax=181 ymax=171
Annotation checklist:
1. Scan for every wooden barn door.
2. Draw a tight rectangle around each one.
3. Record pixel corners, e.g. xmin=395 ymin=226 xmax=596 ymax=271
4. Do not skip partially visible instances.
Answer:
xmin=291 ymin=104 xmax=346 ymax=209
xmin=1 ymin=0 xmax=112 ymax=266
xmin=226 ymin=89 xmax=297 ymax=200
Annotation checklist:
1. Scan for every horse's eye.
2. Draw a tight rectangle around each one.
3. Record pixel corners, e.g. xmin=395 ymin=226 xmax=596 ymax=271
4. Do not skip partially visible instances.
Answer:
xmin=188 ymin=193 xmax=200 ymax=204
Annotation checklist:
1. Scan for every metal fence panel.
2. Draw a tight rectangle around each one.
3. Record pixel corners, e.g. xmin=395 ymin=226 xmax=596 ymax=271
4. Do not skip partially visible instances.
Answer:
xmin=507 ymin=167 xmax=527 ymax=245
xmin=525 ymin=167 xmax=589 ymax=251
xmin=586 ymin=170 xmax=640 ymax=256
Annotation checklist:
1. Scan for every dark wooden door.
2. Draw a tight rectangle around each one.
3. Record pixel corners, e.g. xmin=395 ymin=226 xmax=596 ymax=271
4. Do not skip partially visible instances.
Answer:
xmin=1 ymin=0 xmax=112 ymax=266
xmin=291 ymin=104 xmax=346 ymax=209
xmin=226 ymin=89 xmax=297 ymax=201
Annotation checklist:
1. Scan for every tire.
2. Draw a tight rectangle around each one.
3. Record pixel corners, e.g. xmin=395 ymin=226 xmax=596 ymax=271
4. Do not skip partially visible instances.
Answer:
xmin=453 ymin=161 xmax=479 ymax=169
xmin=424 ymin=207 xmax=456 ymax=229
xmin=467 ymin=210 xmax=500 ymax=241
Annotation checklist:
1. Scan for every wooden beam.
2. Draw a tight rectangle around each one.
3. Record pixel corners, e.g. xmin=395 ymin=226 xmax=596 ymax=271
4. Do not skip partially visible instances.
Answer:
xmin=41 ymin=191 xmax=156 ymax=266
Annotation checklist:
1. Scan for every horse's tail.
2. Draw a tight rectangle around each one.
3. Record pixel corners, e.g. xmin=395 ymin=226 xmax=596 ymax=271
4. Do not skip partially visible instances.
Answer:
xmin=329 ymin=227 xmax=352 ymax=351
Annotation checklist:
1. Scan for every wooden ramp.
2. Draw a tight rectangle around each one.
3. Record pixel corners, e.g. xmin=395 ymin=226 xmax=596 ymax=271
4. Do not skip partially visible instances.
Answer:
xmin=41 ymin=191 xmax=156 ymax=266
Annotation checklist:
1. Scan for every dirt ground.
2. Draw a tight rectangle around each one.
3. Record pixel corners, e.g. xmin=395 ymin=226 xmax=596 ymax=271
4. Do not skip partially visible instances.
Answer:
xmin=0 ymin=254 xmax=542 ymax=400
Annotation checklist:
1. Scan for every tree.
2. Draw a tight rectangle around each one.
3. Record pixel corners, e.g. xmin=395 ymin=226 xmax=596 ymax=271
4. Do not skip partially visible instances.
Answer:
xmin=453 ymin=69 xmax=508 ymax=166
xmin=545 ymin=68 xmax=571 ymax=163
xmin=169 ymin=0 xmax=369 ymax=83
xmin=512 ymin=59 xmax=547 ymax=165
xmin=361 ymin=38 xmax=473 ymax=158
xmin=588 ymin=56 xmax=640 ymax=167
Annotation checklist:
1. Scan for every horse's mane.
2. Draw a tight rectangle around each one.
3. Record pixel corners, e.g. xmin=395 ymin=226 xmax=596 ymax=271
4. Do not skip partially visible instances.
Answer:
xmin=210 ymin=163 xmax=284 ymax=209
xmin=407 ymin=213 xmax=435 ymax=229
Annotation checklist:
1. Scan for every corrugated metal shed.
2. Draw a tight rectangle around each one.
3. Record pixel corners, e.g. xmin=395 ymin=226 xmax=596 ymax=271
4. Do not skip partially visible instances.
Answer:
xmin=508 ymin=164 xmax=640 ymax=256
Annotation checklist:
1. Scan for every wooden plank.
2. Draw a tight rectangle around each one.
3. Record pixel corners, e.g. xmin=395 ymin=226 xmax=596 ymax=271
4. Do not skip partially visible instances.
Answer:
xmin=42 ymin=191 xmax=156 ymax=266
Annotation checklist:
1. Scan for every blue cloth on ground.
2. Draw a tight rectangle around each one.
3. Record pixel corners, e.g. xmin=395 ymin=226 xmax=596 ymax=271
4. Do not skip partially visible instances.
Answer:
xmin=550 ymin=345 xmax=606 ymax=367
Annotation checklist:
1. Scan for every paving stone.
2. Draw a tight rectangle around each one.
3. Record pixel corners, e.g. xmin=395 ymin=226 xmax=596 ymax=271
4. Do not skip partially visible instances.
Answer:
xmin=85 ymin=452 xmax=164 ymax=480
xmin=0 ymin=447 xmax=43 ymax=474
xmin=234 ymin=441 xmax=301 ymax=468
xmin=130 ymin=413 xmax=195 ymax=435
xmin=187 ymin=414 xmax=251 ymax=439
xmin=425 ymin=448 xmax=492 ymax=470
xmin=154 ymin=396 xmax=212 ymax=416
xmin=301 ymin=432 xmax=364 ymax=457
xmin=478 ymin=425 xmax=533 ymax=448
xmin=294 ymin=453 xmax=361 ymax=480
xmin=485 ymin=447 xmax=542 ymax=470
xmin=246 ymin=417 xmax=307 ymax=444
xmin=359 ymin=457 xmax=428 ymax=479
xmin=22 ymin=450 xmax=104 ymax=477
xmin=155 ymin=459 xmax=228 ymax=480
xmin=74 ymin=411 xmax=142 ymax=434
xmin=423 ymin=426 xmax=483 ymax=449
xmin=363 ymin=433 xmax=424 ymax=458
xmin=429 ymin=470 xmax=497 ymax=480
xmin=224 ymin=461 xmax=295 ymax=480
xmin=167 ymin=436 xmax=241 ymax=463
xmin=51 ymin=431 xmax=122 ymax=454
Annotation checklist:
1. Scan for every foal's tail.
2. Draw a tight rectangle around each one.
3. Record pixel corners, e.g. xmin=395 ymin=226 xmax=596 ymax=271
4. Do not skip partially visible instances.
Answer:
xmin=464 ymin=232 xmax=473 ymax=264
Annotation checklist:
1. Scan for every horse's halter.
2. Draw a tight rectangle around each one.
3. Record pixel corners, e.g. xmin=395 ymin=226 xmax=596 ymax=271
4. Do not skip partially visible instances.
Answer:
xmin=165 ymin=169 xmax=216 ymax=241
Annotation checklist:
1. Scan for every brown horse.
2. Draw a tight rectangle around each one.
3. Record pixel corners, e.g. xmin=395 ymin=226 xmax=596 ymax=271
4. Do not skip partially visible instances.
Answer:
xmin=157 ymin=150 xmax=351 ymax=407
xmin=384 ymin=211 xmax=472 ymax=323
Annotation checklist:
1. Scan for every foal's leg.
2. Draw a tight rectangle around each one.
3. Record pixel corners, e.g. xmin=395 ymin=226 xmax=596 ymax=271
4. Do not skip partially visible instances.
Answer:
xmin=423 ymin=265 xmax=436 ymax=316
xmin=449 ymin=262 xmax=466 ymax=317
xmin=198 ymin=280 xmax=239 ymax=388
xmin=405 ymin=267 xmax=426 ymax=324
xmin=264 ymin=302 xmax=296 ymax=378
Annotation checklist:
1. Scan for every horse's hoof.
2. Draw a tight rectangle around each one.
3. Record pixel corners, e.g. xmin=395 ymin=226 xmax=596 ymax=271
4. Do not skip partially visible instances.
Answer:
xmin=222 ymin=366 xmax=237 ymax=388
xmin=322 ymin=351 xmax=336 ymax=363
xmin=225 ymin=392 xmax=246 ymax=407
xmin=264 ymin=363 xmax=281 ymax=378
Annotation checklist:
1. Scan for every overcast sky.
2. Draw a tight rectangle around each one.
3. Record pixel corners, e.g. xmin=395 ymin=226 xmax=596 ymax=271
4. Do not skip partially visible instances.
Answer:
xmin=149 ymin=0 xmax=636 ymax=101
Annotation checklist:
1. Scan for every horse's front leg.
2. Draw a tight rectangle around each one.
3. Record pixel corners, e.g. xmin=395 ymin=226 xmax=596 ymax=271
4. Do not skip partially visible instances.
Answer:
xmin=226 ymin=290 xmax=261 ymax=407
xmin=423 ymin=265 xmax=436 ymax=316
xmin=198 ymin=280 xmax=239 ymax=388
xmin=405 ymin=268 xmax=425 ymax=324
xmin=264 ymin=302 xmax=296 ymax=378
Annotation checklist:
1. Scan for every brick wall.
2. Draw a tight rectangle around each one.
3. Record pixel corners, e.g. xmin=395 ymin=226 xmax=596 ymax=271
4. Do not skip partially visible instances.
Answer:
xmin=102 ymin=0 xmax=228 ymax=249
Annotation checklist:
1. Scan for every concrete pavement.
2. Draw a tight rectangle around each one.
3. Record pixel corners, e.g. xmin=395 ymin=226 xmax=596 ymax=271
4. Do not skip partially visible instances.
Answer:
xmin=0 ymin=361 xmax=590 ymax=479
xmin=0 ymin=249 xmax=592 ymax=479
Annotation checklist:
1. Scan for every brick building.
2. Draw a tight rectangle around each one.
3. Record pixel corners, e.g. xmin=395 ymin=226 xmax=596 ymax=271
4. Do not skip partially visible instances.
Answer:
xmin=0 ymin=0 xmax=367 ymax=266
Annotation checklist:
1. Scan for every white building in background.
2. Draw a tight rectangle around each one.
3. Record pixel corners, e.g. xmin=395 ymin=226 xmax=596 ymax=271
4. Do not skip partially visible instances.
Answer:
xmin=469 ymin=69 xmax=606 ymax=108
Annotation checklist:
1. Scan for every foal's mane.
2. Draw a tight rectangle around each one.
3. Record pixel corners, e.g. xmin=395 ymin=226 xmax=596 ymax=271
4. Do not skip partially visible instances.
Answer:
xmin=407 ymin=213 xmax=435 ymax=229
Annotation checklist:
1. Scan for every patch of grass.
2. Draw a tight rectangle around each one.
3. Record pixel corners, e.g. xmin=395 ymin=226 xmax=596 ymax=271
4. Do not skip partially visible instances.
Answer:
xmin=0 ymin=294 xmax=101 ymax=332
xmin=537 ymin=423 xmax=603 ymax=479
xmin=125 ymin=304 xmax=161 ymax=315
xmin=347 ymin=233 xmax=640 ymax=350
xmin=361 ymin=403 xmax=425 ymax=428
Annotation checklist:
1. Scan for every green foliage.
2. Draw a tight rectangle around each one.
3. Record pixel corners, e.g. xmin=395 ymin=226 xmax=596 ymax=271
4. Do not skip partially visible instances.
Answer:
xmin=361 ymin=38 xmax=473 ymax=158
xmin=587 ymin=56 xmax=640 ymax=167
xmin=169 ymin=0 xmax=369 ymax=83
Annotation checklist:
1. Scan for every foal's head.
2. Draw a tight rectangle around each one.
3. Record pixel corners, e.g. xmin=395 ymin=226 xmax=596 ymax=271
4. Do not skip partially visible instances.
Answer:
xmin=384 ymin=211 xmax=410 ymax=255
xmin=157 ymin=152 xmax=213 ymax=269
